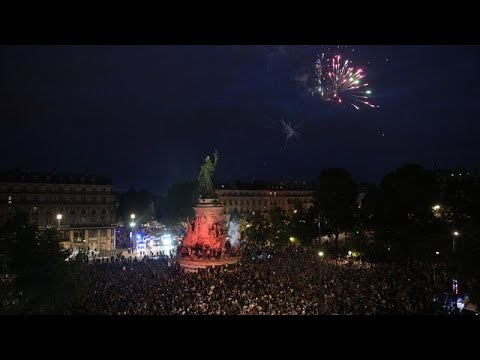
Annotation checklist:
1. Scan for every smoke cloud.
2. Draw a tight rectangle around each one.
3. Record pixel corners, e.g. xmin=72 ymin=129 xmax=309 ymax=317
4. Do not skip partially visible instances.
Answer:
xmin=228 ymin=218 xmax=240 ymax=247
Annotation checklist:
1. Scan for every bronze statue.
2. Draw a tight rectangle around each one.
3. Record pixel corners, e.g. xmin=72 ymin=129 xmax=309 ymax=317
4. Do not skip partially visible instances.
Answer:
xmin=198 ymin=149 xmax=219 ymax=197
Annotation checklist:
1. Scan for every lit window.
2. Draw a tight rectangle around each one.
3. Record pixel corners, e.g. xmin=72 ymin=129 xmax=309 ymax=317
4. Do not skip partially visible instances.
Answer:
xmin=8 ymin=196 xmax=12 ymax=204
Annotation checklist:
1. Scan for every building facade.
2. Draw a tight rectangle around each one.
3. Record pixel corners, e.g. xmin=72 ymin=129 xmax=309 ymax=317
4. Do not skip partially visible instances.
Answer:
xmin=215 ymin=180 xmax=314 ymax=217
xmin=0 ymin=170 xmax=117 ymax=251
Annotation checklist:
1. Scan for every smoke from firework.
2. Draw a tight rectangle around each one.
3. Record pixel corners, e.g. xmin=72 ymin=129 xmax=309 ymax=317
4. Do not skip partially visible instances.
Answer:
xmin=281 ymin=119 xmax=297 ymax=141
xmin=228 ymin=218 xmax=240 ymax=247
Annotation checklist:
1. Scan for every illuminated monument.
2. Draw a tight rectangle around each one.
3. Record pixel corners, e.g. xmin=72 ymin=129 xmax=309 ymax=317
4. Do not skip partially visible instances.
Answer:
xmin=178 ymin=150 xmax=240 ymax=272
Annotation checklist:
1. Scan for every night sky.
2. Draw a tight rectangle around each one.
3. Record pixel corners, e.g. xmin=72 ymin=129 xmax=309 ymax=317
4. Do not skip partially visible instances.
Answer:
xmin=1 ymin=45 xmax=479 ymax=194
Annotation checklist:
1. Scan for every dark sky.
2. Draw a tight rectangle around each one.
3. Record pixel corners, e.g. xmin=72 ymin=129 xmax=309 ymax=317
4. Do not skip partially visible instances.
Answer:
xmin=1 ymin=45 xmax=479 ymax=194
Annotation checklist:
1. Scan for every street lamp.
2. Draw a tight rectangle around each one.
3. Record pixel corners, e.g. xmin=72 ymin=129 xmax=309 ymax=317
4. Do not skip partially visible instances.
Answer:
xmin=453 ymin=231 xmax=460 ymax=253
xmin=130 ymin=221 xmax=136 ymax=253
xmin=289 ymin=236 xmax=295 ymax=243
xmin=318 ymin=251 xmax=324 ymax=257
xmin=56 ymin=213 xmax=62 ymax=228
xmin=130 ymin=213 xmax=136 ymax=253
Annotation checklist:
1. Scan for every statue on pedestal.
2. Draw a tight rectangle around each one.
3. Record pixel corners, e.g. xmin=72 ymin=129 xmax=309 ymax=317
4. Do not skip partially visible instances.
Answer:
xmin=198 ymin=149 xmax=219 ymax=198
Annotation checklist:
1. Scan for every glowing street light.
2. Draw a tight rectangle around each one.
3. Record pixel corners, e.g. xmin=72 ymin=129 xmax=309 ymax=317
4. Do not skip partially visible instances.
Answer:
xmin=318 ymin=251 xmax=324 ymax=257
xmin=289 ymin=236 xmax=295 ymax=243
xmin=435 ymin=251 xmax=440 ymax=255
xmin=56 ymin=213 xmax=63 ymax=228
xmin=130 ymin=214 xmax=136 ymax=253
xmin=293 ymin=209 xmax=298 ymax=214
xmin=432 ymin=205 xmax=441 ymax=211
xmin=453 ymin=231 xmax=460 ymax=254
xmin=348 ymin=251 xmax=352 ymax=256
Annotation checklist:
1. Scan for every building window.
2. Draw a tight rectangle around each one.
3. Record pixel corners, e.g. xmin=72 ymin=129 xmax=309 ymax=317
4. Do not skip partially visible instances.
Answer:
xmin=101 ymin=229 xmax=107 ymax=238
xmin=74 ymin=230 xmax=85 ymax=242
xmin=33 ymin=206 xmax=38 ymax=213
xmin=8 ymin=195 xmax=12 ymax=204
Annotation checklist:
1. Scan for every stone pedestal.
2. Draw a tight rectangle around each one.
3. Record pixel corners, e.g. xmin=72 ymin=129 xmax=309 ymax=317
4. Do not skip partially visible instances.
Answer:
xmin=182 ymin=198 xmax=226 ymax=250
xmin=178 ymin=197 xmax=240 ymax=271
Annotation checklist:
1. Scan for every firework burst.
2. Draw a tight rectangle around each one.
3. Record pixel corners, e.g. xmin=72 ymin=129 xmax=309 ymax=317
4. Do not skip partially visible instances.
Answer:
xmin=314 ymin=53 xmax=377 ymax=110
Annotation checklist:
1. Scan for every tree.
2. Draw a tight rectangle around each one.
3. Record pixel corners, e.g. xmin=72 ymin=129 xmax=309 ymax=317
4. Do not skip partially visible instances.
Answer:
xmin=375 ymin=164 xmax=440 ymax=260
xmin=349 ymin=185 xmax=379 ymax=258
xmin=314 ymin=168 xmax=358 ymax=254
xmin=267 ymin=207 xmax=290 ymax=249
xmin=289 ymin=204 xmax=317 ymax=248
xmin=453 ymin=222 xmax=480 ymax=305
xmin=158 ymin=181 xmax=199 ymax=227
xmin=118 ymin=188 xmax=155 ymax=224
xmin=244 ymin=212 xmax=271 ymax=250
xmin=448 ymin=180 xmax=480 ymax=305
xmin=0 ymin=213 xmax=88 ymax=314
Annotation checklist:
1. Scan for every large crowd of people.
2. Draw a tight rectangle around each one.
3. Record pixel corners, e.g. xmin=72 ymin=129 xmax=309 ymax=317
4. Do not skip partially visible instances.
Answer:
xmin=68 ymin=247 xmax=455 ymax=315
xmin=65 ymin=249 xmax=451 ymax=315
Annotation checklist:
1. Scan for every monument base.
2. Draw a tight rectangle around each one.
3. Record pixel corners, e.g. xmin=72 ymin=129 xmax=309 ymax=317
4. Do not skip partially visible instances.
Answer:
xmin=177 ymin=256 xmax=241 ymax=273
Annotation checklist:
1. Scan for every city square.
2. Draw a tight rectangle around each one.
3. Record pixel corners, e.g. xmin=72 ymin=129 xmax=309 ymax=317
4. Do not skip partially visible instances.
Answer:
xmin=0 ymin=45 xmax=479 ymax=315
